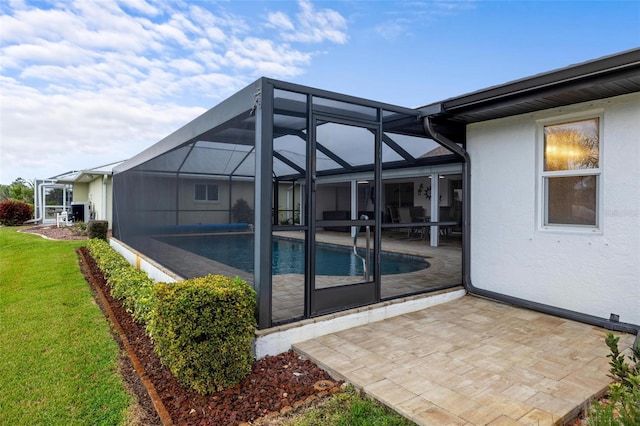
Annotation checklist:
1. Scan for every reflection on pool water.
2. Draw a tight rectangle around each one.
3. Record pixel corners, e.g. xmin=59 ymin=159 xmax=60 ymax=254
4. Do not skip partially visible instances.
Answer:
xmin=156 ymin=234 xmax=429 ymax=276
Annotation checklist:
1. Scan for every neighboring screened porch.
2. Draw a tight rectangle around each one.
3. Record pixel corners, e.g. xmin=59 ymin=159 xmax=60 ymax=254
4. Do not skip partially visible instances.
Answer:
xmin=112 ymin=78 xmax=463 ymax=329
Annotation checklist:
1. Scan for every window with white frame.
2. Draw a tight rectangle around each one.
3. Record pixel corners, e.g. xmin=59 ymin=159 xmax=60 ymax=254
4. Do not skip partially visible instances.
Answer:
xmin=541 ymin=116 xmax=600 ymax=228
xmin=194 ymin=183 xmax=219 ymax=202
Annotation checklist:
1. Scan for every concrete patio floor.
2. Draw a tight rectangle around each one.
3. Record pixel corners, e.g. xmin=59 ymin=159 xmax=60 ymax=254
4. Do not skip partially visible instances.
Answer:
xmin=293 ymin=295 xmax=636 ymax=425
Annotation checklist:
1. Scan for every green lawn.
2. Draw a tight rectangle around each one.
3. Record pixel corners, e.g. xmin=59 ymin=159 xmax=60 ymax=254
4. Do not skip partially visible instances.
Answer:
xmin=287 ymin=385 xmax=416 ymax=426
xmin=0 ymin=227 xmax=132 ymax=425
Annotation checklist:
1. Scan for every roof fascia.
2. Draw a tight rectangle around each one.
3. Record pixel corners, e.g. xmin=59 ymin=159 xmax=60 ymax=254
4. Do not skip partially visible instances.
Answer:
xmin=420 ymin=48 xmax=640 ymax=120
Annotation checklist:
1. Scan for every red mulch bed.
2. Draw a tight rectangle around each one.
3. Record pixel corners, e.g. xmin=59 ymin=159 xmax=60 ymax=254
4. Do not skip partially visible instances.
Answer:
xmin=76 ymin=246 xmax=341 ymax=425
xmin=26 ymin=226 xmax=597 ymax=425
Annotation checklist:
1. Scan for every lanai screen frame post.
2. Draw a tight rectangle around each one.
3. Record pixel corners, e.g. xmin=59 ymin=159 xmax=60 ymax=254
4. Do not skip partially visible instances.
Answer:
xmin=255 ymin=79 xmax=274 ymax=330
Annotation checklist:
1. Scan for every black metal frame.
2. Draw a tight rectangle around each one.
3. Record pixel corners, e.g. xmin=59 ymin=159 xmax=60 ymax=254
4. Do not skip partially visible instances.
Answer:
xmin=113 ymin=77 xmax=465 ymax=330
xmin=307 ymin=113 xmax=382 ymax=317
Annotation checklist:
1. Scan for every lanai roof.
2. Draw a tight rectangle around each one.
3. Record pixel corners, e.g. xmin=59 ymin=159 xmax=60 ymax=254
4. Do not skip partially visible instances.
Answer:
xmin=114 ymin=79 xmax=459 ymax=181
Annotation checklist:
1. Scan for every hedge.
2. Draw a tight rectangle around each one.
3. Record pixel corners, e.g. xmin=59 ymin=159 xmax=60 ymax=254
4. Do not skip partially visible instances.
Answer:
xmin=0 ymin=199 xmax=33 ymax=226
xmin=86 ymin=239 xmax=257 ymax=394
xmin=148 ymin=275 xmax=256 ymax=395
xmin=86 ymin=238 xmax=156 ymax=324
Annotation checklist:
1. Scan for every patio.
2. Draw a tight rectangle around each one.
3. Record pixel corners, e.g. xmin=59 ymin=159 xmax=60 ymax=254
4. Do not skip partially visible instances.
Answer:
xmin=293 ymin=295 xmax=636 ymax=425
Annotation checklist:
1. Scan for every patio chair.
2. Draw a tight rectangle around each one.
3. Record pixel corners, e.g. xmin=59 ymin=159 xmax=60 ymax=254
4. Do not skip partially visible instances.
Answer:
xmin=385 ymin=205 xmax=403 ymax=236
xmin=410 ymin=206 xmax=430 ymax=239
xmin=56 ymin=211 xmax=71 ymax=227
xmin=386 ymin=205 xmax=400 ymax=224
xmin=397 ymin=207 xmax=415 ymax=238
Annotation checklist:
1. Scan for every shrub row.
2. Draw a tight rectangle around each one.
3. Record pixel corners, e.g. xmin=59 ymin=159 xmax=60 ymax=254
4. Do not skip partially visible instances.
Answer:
xmin=86 ymin=239 xmax=156 ymax=324
xmin=0 ymin=199 xmax=33 ymax=226
xmin=85 ymin=239 xmax=257 ymax=394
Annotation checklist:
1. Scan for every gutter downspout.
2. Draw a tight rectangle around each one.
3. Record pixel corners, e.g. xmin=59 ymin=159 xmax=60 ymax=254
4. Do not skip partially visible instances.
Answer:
xmin=35 ymin=181 xmax=46 ymax=223
xmin=422 ymin=115 xmax=639 ymax=343
xmin=102 ymin=174 xmax=108 ymax=222
xmin=27 ymin=180 xmax=55 ymax=224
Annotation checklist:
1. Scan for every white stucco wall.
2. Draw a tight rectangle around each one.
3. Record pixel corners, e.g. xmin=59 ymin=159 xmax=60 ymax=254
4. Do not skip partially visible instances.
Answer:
xmin=176 ymin=178 xmax=254 ymax=225
xmin=88 ymin=177 xmax=113 ymax=224
xmin=73 ymin=183 xmax=89 ymax=202
xmin=467 ymin=92 xmax=640 ymax=325
xmin=72 ymin=177 xmax=113 ymax=225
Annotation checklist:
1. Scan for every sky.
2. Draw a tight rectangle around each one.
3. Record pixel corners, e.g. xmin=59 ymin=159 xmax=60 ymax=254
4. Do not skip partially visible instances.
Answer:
xmin=1 ymin=0 xmax=638 ymax=185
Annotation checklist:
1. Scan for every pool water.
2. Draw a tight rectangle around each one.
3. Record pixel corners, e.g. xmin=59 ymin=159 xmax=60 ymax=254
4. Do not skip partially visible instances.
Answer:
xmin=157 ymin=234 xmax=428 ymax=276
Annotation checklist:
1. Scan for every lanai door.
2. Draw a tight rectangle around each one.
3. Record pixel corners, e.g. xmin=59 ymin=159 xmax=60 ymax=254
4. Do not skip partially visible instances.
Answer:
xmin=308 ymin=116 xmax=379 ymax=316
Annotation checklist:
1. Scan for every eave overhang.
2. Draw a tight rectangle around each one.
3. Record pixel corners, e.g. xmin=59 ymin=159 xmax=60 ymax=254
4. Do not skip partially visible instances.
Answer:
xmin=420 ymin=48 xmax=640 ymax=124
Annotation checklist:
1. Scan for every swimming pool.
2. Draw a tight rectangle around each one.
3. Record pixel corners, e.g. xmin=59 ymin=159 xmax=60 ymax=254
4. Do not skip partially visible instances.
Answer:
xmin=156 ymin=234 xmax=429 ymax=276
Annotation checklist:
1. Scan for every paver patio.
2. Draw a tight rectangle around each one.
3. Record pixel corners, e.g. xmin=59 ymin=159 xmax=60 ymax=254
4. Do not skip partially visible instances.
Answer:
xmin=293 ymin=295 xmax=636 ymax=425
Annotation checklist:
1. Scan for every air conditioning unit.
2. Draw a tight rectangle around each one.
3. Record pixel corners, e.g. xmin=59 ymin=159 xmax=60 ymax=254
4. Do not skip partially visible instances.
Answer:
xmin=71 ymin=202 xmax=91 ymax=223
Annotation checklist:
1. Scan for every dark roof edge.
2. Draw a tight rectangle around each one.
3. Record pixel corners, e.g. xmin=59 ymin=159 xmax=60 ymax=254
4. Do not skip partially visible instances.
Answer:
xmin=420 ymin=47 xmax=640 ymax=116
xmin=114 ymin=78 xmax=261 ymax=174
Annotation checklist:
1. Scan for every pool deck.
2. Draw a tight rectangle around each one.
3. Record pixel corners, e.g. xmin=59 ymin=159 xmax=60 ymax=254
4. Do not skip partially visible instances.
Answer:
xmin=293 ymin=295 xmax=637 ymax=425
xmin=270 ymin=230 xmax=461 ymax=322
xmin=130 ymin=230 xmax=462 ymax=324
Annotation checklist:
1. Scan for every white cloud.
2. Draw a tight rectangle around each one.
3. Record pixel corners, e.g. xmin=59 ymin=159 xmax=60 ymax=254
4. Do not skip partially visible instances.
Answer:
xmin=374 ymin=19 xmax=410 ymax=41
xmin=0 ymin=0 xmax=348 ymax=183
xmin=373 ymin=1 xmax=476 ymax=40
xmin=293 ymin=0 xmax=348 ymax=43
xmin=0 ymin=76 xmax=204 ymax=177
xmin=267 ymin=11 xmax=295 ymax=32
xmin=268 ymin=0 xmax=348 ymax=44
xmin=188 ymin=5 xmax=249 ymax=38
xmin=117 ymin=0 xmax=160 ymax=17
xmin=428 ymin=0 xmax=476 ymax=15
xmin=0 ymin=8 xmax=78 ymax=43
xmin=228 ymin=37 xmax=311 ymax=68
xmin=2 ymin=41 xmax=93 ymax=69
xmin=167 ymin=58 xmax=204 ymax=74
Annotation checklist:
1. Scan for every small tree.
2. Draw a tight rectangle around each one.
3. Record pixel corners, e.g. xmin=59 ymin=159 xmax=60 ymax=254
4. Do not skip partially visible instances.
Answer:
xmin=0 ymin=185 xmax=9 ymax=201
xmin=4 ymin=178 xmax=34 ymax=204
xmin=232 ymin=198 xmax=253 ymax=224
xmin=0 ymin=200 xmax=33 ymax=225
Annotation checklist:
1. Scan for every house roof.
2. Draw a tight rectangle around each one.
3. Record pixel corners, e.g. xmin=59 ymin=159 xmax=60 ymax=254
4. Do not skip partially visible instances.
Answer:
xmin=420 ymin=48 xmax=640 ymax=124
xmin=50 ymin=160 xmax=125 ymax=183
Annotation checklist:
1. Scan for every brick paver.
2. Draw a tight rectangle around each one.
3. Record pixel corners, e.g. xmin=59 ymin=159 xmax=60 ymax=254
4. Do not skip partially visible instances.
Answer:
xmin=293 ymin=296 xmax=636 ymax=425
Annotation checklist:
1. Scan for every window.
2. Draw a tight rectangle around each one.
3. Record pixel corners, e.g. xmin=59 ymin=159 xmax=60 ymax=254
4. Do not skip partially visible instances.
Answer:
xmin=194 ymin=183 xmax=219 ymax=202
xmin=541 ymin=116 xmax=600 ymax=228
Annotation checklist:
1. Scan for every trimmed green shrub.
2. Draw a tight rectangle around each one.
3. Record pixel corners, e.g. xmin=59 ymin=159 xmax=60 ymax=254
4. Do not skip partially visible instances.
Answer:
xmin=0 ymin=199 xmax=33 ymax=225
xmin=86 ymin=240 xmax=257 ymax=395
xmin=87 ymin=220 xmax=109 ymax=240
xmin=149 ymin=275 xmax=256 ymax=394
xmin=587 ymin=333 xmax=640 ymax=425
xmin=86 ymin=239 xmax=129 ymax=278
xmin=86 ymin=239 xmax=157 ymax=324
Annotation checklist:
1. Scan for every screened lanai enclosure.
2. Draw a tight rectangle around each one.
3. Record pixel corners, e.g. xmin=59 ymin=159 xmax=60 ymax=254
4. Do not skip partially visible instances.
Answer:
xmin=113 ymin=78 xmax=464 ymax=329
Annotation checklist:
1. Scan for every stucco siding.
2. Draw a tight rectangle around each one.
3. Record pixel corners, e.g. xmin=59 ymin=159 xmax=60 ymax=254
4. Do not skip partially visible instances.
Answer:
xmin=73 ymin=183 xmax=89 ymax=202
xmin=467 ymin=92 xmax=640 ymax=325
xmin=88 ymin=178 xmax=106 ymax=221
